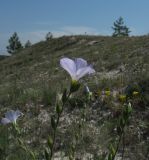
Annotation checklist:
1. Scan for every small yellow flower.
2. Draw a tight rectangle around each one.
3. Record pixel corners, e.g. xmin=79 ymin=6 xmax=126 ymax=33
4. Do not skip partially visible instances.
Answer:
xmin=105 ymin=90 xmax=111 ymax=96
xmin=119 ymin=95 xmax=126 ymax=102
xmin=133 ymin=91 xmax=139 ymax=96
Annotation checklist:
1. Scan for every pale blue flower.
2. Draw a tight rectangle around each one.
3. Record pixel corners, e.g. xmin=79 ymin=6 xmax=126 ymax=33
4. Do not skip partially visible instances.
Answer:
xmin=60 ymin=58 xmax=95 ymax=81
xmin=1 ymin=110 xmax=23 ymax=125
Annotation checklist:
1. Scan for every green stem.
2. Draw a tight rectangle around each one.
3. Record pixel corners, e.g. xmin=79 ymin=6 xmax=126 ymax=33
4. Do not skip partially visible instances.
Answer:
xmin=49 ymin=92 xmax=71 ymax=160
xmin=122 ymin=132 xmax=125 ymax=160
xmin=112 ymin=132 xmax=123 ymax=160
xmin=13 ymin=123 xmax=36 ymax=160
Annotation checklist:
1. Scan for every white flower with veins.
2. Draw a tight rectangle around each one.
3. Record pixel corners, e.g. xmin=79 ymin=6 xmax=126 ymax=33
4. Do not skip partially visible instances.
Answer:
xmin=60 ymin=58 xmax=95 ymax=81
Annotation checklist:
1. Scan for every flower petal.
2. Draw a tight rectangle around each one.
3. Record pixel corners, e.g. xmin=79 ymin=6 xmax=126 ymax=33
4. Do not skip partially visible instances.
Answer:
xmin=88 ymin=65 xmax=95 ymax=74
xmin=60 ymin=58 xmax=76 ymax=78
xmin=5 ymin=110 xmax=16 ymax=122
xmin=76 ymin=66 xmax=95 ymax=80
xmin=1 ymin=118 xmax=11 ymax=124
xmin=14 ymin=110 xmax=23 ymax=119
xmin=75 ymin=58 xmax=87 ymax=70
xmin=5 ymin=110 xmax=22 ymax=122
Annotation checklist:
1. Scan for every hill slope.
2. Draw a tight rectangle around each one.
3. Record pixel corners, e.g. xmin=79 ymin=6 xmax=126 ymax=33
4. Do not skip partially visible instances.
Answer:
xmin=0 ymin=35 xmax=149 ymax=160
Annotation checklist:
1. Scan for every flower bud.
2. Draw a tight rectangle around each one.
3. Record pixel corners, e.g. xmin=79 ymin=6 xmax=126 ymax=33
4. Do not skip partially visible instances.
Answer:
xmin=56 ymin=103 xmax=62 ymax=115
xmin=127 ymin=102 xmax=132 ymax=114
xmin=48 ymin=136 xmax=53 ymax=149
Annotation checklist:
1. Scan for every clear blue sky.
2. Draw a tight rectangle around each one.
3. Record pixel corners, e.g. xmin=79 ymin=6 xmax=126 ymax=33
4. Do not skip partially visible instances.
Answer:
xmin=0 ymin=0 xmax=149 ymax=54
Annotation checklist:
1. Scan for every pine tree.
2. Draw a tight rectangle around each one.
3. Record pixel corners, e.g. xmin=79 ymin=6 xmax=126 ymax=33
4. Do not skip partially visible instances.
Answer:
xmin=6 ymin=32 xmax=23 ymax=54
xmin=25 ymin=40 xmax=32 ymax=48
xmin=112 ymin=17 xmax=131 ymax=37
xmin=45 ymin=32 xmax=53 ymax=41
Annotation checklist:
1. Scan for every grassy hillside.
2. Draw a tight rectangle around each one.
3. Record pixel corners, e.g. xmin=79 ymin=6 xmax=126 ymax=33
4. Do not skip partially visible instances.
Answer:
xmin=0 ymin=35 xmax=149 ymax=160
xmin=0 ymin=55 xmax=9 ymax=61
